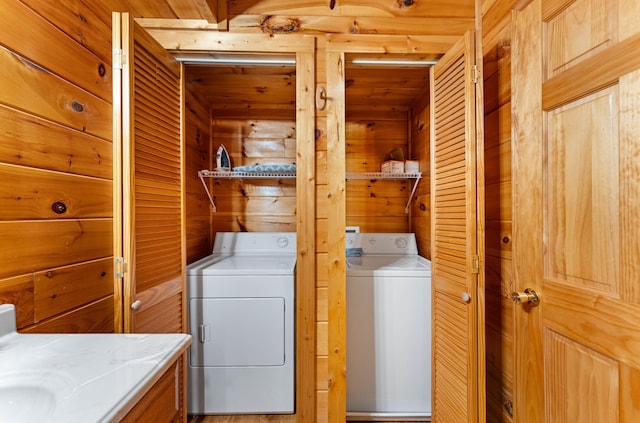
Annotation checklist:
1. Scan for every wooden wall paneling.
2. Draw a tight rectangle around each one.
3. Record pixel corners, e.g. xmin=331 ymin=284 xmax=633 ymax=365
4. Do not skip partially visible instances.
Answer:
xmin=326 ymin=49 xmax=347 ymax=423
xmin=184 ymin=81 xmax=212 ymax=263
xmin=0 ymin=0 xmax=112 ymax=102
xmin=295 ymin=48 xmax=317 ymax=423
xmin=344 ymin=107 xmax=412 ymax=233
xmin=315 ymin=37 xmax=330 ymax=422
xmin=346 ymin=196 xmax=409 ymax=217
xmin=34 ymin=258 xmax=114 ymax=322
xmin=0 ymin=46 xmax=111 ymax=141
xmin=0 ymin=105 xmax=113 ymax=179
xmin=344 ymin=178 xmax=411 ymax=197
xmin=22 ymin=296 xmax=115 ymax=333
xmin=0 ymin=275 xmax=34 ymax=328
xmin=228 ymin=0 xmax=476 ymax=18
xmin=0 ymin=220 xmax=112 ymax=280
xmin=410 ymin=83 xmax=431 ymax=258
xmin=481 ymin=0 xmax=518 ymax=420
xmin=210 ymin=116 xmax=297 ymax=229
xmin=217 ymin=14 xmax=474 ymax=36
xmin=345 ymin=217 xmax=410 ymax=234
xmin=0 ymin=164 xmax=112 ymax=220
xmin=19 ymin=0 xmax=113 ymax=63
xmin=345 ymin=118 xmax=407 ymax=144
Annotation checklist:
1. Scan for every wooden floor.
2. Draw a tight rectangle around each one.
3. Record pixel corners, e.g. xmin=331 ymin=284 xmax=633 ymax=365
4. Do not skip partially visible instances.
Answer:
xmin=188 ymin=416 xmax=295 ymax=423
xmin=188 ymin=418 xmax=422 ymax=423
xmin=188 ymin=417 xmax=420 ymax=423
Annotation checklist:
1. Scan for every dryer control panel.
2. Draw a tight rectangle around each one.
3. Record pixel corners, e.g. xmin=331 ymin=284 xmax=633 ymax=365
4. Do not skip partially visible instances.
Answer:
xmin=212 ymin=232 xmax=297 ymax=255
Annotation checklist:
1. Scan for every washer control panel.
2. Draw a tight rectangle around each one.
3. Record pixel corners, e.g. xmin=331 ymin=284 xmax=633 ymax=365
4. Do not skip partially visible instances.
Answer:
xmin=345 ymin=233 xmax=418 ymax=255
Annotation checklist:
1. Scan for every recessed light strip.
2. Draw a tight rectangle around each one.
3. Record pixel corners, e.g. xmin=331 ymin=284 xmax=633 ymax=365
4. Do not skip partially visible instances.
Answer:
xmin=350 ymin=59 xmax=438 ymax=66
xmin=174 ymin=56 xmax=296 ymax=65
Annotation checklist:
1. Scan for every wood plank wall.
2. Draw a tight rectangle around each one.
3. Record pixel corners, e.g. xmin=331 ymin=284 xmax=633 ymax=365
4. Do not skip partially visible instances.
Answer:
xmin=0 ymin=0 xmax=115 ymax=333
xmin=209 ymin=115 xmax=298 ymax=232
xmin=345 ymin=109 xmax=412 ymax=234
xmin=481 ymin=0 xmax=518 ymax=421
xmin=410 ymin=88 xmax=432 ymax=258
xmin=184 ymin=83 xmax=213 ymax=262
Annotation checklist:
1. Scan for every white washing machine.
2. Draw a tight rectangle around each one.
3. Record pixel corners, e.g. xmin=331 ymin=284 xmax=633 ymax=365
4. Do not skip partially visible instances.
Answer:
xmin=186 ymin=232 xmax=296 ymax=415
xmin=346 ymin=233 xmax=432 ymax=421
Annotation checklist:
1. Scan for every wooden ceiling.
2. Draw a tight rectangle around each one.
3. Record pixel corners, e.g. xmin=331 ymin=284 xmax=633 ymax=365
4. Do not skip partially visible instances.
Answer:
xmin=102 ymin=0 xmax=473 ymax=114
xmin=183 ymin=56 xmax=431 ymax=116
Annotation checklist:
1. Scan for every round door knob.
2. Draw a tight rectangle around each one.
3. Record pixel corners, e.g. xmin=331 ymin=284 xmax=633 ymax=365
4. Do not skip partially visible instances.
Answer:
xmin=461 ymin=292 xmax=471 ymax=303
xmin=131 ymin=300 xmax=142 ymax=311
xmin=510 ymin=288 xmax=539 ymax=306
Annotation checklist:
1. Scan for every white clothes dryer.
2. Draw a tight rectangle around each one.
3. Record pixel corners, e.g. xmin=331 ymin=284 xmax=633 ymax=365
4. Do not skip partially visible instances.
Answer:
xmin=346 ymin=233 xmax=432 ymax=421
xmin=186 ymin=232 xmax=296 ymax=415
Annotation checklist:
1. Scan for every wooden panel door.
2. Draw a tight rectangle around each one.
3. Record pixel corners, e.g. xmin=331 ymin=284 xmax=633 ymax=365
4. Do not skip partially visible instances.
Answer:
xmin=430 ymin=30 xmax=485 ymax=423
xmin=512 ymin=0 xmax=640 ymax=421
xmin=113 ymin=13 xmax=185 ymax=334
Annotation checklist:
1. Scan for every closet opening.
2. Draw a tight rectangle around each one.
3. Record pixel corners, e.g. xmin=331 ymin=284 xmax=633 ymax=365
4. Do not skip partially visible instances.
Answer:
xmin=181 ymin=52 xmax=298 ymax=234
xmin=342 ymin=53 xmax=437 ymax=421
xmin=343 ymin=53 xmax=436 ymax=254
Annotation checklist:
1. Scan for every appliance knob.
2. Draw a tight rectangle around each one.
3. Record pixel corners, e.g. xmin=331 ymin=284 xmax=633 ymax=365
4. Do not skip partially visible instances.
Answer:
xmin=395 ymin=237 xmax=408 ymax=249
xmin=277 ymin=237 xmax=289 ymax=248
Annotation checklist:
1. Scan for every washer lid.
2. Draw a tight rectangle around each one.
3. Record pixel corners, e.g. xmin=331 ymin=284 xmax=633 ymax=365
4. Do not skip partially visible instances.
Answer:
xmin=346 ymin=255 xmax=431 ymax=277
xmin=187 ymin=254 xmax=296 ymax=275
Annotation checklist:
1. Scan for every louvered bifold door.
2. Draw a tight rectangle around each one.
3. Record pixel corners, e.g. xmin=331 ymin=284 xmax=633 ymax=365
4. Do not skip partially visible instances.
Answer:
xmin=430 ymin=30 xmax=482 ymax=423
xmin=115 ymin=13 xmax=185 ymax=334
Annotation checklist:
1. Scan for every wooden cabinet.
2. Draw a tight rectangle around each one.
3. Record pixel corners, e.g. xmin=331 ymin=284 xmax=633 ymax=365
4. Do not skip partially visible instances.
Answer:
xmin=120 ymin=358 xmax=185 ymax=423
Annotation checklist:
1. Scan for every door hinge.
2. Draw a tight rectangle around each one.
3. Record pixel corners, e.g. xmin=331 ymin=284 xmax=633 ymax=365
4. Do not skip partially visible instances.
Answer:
xmin=113 ymin=48 xmax=125 ymax=69
xmin=471 ymin=255 xmax=480 ymax=274
xmin=472 ymin=64 xmax=479 ymax=84
xmin=114 ymin=257 xmax=127 ymax=278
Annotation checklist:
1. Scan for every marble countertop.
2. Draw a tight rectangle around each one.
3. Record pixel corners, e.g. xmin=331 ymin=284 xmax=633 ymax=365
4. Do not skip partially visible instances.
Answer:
xmin=0 ymin=304 xmax=191 ymax=422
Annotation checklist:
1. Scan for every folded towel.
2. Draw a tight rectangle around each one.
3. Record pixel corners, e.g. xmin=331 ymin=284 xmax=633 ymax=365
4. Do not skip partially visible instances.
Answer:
xmin=233 ymin=164 xmax=296 ymax=173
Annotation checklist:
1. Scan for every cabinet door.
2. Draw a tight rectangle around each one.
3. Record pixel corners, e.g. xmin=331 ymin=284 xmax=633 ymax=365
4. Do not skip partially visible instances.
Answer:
xmin=430 ymin=29 xmax=485 ymax=423
xmin=113 ymin=13 xmax=185 ymax=333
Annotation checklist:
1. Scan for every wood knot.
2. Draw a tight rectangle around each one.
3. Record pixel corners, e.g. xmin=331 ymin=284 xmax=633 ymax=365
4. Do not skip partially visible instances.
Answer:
xmin=70 ymin=100 xmax=85 ymax=113
xmin=260 ymin=15 xmax=301 ymax=34
xmin=398 ymin=0 xmax=415 ymax=7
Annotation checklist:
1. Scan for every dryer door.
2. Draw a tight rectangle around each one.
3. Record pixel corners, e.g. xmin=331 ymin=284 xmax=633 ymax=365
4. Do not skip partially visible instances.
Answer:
xmin=190 ymin=297 xmax=285 ymax=367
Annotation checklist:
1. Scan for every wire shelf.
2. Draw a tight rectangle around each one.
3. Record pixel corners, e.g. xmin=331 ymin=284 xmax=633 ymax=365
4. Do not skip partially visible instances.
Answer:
xmin=198 ymin=170 xmax=422 ymax=213
xmin=199 ymin=170 xmax=296 ymax=179
xmin=346 ymin=172 xmax=422 ymax=180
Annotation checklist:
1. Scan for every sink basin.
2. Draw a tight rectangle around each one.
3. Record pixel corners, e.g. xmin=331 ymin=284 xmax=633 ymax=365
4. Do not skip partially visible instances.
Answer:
xmin=0 ymin=370 xmax=73 ymax=423
xmin=0 ymin=384 xmax=56 ymax=422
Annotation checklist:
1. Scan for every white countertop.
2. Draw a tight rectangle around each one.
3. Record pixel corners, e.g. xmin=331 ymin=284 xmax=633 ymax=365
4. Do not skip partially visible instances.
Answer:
xmin=0 ymin=304 xmax=191 ymax=423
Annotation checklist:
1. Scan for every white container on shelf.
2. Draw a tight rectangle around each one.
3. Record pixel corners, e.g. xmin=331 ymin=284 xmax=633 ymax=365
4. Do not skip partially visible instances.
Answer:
xmin=381 ymin=160 xmax=404 ymax=173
